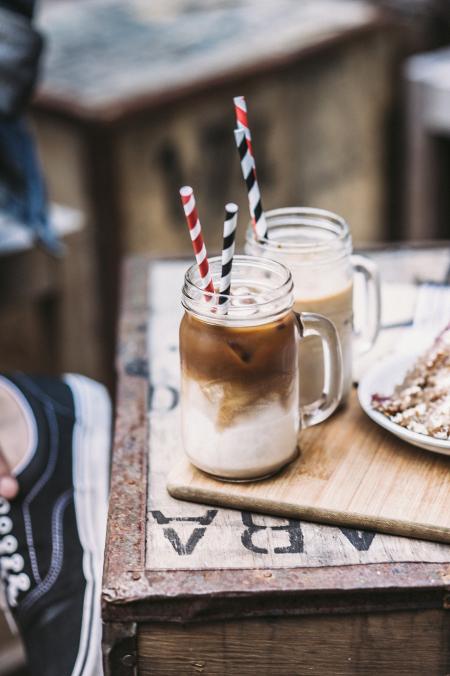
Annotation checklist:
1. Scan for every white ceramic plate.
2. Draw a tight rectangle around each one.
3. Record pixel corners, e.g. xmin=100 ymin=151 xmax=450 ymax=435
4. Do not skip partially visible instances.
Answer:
xmin=358 ymin=352 xmax=450 ymax=457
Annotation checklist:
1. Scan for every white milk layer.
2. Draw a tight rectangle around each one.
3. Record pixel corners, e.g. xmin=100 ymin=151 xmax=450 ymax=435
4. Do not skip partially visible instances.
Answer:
xmin=181 ymin=378 xmax=300 ymax=480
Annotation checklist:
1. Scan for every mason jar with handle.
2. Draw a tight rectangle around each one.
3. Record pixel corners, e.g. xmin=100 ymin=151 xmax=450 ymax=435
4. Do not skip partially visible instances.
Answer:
xmin=179 ymin=255 xmax=343 ymax=481
xmin=245 ymin=207 xmax=380 ymax=409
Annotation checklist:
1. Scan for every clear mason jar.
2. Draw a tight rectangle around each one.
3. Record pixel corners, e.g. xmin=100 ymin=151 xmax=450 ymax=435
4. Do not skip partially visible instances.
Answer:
xmin=245 ymin=208 xmax=380 ymax=407
xmin=179 ymin=255 xmax=343 ymax=481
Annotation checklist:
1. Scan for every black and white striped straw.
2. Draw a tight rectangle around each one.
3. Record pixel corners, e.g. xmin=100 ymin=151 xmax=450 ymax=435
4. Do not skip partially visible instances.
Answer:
xmin=234 ymin=128 xmax=267 ymax=240
xmin=218 ymin=203 xmax=239 ymax=311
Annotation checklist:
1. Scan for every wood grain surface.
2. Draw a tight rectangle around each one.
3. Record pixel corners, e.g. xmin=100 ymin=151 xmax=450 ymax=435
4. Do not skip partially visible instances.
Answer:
xmin=168 ymin=389 xmax=450 ymax=544
xmin=138 ymin=609 xmax=450 ymax=675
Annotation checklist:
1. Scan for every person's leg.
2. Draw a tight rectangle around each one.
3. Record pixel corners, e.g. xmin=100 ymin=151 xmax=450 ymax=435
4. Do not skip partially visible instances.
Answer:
xmin=0 ymin=373 xmax=110 ymax=676
xmin=0 ymin=448 xmax=18 ymax=500
xmin=0 ymin=376 xmax=32 ymax=498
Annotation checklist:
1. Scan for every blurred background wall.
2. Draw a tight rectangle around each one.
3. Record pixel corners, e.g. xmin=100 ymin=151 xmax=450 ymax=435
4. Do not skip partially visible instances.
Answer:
xmin=3 ymin=0 xmax=450 ymax=399
xmin=32 ymin=1 xmax=396 ymax=253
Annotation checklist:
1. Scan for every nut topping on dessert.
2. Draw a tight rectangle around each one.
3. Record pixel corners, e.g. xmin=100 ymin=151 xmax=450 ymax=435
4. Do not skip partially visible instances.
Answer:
xmin=372 ymin=324 xmax=450 ymax=440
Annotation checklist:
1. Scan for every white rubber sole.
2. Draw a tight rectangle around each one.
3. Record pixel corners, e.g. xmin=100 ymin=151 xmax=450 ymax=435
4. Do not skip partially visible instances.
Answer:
xmin=64 ymin=374 xmax=111 ymax=676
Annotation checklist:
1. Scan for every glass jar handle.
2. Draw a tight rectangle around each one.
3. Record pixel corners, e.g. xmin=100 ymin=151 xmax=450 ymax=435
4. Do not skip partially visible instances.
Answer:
xmin=351 ymin=254 xmax=381 ymax=355
xmin=295 ymin=312 xmax=343 ymax=428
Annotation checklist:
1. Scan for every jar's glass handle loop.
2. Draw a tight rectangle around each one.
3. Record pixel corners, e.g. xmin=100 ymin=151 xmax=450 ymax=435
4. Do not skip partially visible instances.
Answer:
xmin=295 ymin=312 xmax=343 ymax=428
xmin=351 ymin=254 xmax=381 ymax=355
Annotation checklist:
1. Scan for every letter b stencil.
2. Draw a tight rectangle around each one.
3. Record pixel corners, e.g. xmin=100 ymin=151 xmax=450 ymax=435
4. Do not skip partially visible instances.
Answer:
xmin=241 ymin=513 xmax=304 ymax=555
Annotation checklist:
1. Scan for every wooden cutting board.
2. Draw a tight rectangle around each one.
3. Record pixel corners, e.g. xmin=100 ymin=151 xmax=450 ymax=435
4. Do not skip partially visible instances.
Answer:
xmin=168 ymin=391 xmax=450 ymax=544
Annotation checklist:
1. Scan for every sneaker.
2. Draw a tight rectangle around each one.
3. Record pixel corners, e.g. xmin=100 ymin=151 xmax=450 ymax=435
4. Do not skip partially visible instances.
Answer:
xmin=0 ymin=373 xmax=110 ymax=676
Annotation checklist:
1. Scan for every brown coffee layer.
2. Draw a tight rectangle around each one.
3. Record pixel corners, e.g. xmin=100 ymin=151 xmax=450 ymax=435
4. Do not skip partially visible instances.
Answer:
xmin=179 ymin=312 xmax=298 ymax=427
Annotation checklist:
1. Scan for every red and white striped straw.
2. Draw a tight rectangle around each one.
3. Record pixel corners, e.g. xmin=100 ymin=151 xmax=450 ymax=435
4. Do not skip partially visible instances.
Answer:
xmin=180 ymin=186 xmax=215 ymax=298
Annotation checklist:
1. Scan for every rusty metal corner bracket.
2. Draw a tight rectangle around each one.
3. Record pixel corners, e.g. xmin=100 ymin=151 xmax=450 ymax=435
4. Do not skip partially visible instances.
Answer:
xmin=103 ymin=621 xmax=138 ymax=676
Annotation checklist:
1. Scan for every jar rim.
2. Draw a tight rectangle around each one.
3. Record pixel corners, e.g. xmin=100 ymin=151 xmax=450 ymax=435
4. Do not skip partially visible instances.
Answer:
xmin=182 ymin=254 xmax=294 ymax=325
xmin=246 ymin=206 xmax=351 ymax=257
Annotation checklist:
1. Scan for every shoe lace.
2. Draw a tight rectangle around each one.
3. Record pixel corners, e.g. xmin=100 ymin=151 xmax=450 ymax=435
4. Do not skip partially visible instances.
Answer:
xmin=0 ymin=497 xmax=30 ymax=607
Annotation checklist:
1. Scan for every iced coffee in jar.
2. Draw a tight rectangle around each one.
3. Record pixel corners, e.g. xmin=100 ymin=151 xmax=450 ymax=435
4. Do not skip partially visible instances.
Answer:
xmin=180 ymin=255 xmax=343 ymax=481
xmin=245 ymin=208 xmax=380 ymax=407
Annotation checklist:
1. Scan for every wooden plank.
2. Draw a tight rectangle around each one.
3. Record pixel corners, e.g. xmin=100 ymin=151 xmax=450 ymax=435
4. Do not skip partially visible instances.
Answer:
xmin=103 ymin=559 xmax=450 ymax=624
xmin=102 ymin=257 xmax=150 ymax=607
xmin=54 ymin=227 xmax=106 ymax=381
xmin=0 ymin=214 xmax=105 ymax=381
xmin=168 ymin=390 xmax=450 ymax=543
xmin=137 ymin=610 xmax=450 ymax=675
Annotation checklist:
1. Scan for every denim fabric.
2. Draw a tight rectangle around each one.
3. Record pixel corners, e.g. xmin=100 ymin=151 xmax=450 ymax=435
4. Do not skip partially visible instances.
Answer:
xmin=0 ymin=0 xmax=62 ymax=254
xmin=0 ymin=5 xmax=42 ymax=118
xmin=0 ymin=118 xmax=62 ymax=255
xmin=0 ymin=1 xmax=35 ymax=19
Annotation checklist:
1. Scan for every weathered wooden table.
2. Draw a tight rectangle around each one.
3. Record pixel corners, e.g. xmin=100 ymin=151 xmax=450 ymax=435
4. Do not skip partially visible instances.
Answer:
xmin=103 ymin=244 xmax=450 ymax=676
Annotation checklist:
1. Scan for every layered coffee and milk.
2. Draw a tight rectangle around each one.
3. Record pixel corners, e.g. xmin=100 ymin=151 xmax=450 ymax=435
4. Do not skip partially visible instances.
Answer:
xmin=179 ymin=290 xmax=299 ymax=480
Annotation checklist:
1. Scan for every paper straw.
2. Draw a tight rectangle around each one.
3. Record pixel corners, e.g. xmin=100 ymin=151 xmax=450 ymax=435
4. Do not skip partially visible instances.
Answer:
xmin=180 ymin=186 xmax=215 ymax=298
xmin=234 ymin=95 xmax=254 ymax=157
xmin=234 ymin=129 xmax=267 ymax=240
xmin=218 ymin=203 xmax=239 ymax=311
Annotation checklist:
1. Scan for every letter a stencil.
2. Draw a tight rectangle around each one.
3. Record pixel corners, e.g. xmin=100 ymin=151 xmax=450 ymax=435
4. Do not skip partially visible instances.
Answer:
xmin=150 ymin=510 xmax=218 ymax=556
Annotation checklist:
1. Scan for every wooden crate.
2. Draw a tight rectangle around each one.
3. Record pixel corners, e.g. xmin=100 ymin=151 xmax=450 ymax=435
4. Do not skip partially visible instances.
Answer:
xmin=103 ymin=244 xmax=450 ymax=675
xmin=0 ymin=206 xmax=105 ymax=383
